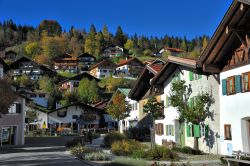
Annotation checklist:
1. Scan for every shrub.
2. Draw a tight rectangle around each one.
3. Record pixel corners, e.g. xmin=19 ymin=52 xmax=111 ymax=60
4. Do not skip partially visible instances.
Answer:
xmin=172 ymin=146 xmax=203 ymax=155
xmin=103 ymin=132 xmax=127 ymax=148
xmin=70 ymin=145 xmax=97 ymax=158
xmin=131 ymin=149 xmax=147 ymax=159
xmin=84 ymin=152 xmax=111 ymax=161
xmin=111 ymin=140 xmax=146 ymax=156
xmin=146 ymin=146 xmax=178 ymax=161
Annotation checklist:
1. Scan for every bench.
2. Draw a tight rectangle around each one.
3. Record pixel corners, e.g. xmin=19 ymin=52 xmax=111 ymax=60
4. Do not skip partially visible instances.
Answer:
xmin=225 ymin=151 xmax=250 ymax=166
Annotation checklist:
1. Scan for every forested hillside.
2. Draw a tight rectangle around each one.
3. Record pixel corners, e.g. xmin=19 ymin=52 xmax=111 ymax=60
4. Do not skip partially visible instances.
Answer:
xmin=0 ymin=19 xmax=209 ymax=64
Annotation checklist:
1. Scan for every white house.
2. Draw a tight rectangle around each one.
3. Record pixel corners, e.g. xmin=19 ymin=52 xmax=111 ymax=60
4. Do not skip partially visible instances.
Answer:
xmin=48 ymin=103 xmax=103 ymax=132
xmin=89 ymin=60 xmax=116 ymax=79
xmin=59 ymin=72 xmax=99 ymax=92
xmin=110 ymin=88 xmax=140 ymax=133
xmin=198 ymin=0 xmax=250 ymax=155
xmin=152 ymin=56 xmax=220 ymax=154
xmin=116 ymin=57 xmax=144 ymax=78
xmin=0 ymin=58 xmax=26 ymax=146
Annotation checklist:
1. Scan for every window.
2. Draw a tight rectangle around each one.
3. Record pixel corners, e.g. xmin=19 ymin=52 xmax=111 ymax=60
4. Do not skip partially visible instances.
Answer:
xmin=131 ymin=103 xmax=138 ymax=111
xmin=186 ymin=124 xmax=194 ymax=137
xmin=224 ymin=124 xmax=232 ymax=140
xmin=155 ymin=123 xmax=164 ymax=135
xmin=8 ymin=103 xmax=21 ymax=114
xmin=227 ymin=77 xmax=235 ymax=94
xmin=200 ymin=124 xmax=209 ymax=137
xmin=72 ymin=115 xmax=78 ymax=119
xmin=166 ymin=125 xmax=174 ymax=136
xmin=242 ymin=72 xmax=250 ymax=92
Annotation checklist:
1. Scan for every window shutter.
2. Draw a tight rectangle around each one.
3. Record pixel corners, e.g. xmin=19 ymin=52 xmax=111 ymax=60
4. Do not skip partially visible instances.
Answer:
xmin=189 ymin=71 xmax=194 ymax=81
xmin=166 ymin=125 xmax=169 ymax=136
xmin=171 ymin=125 xmax=174 ymax=136
xmin=205 ymin=125 xmax=209 ymax=138
xmin=235 ymin=75 xmax=242 ymax=93
xmin=166 ymin=96 xmax=169 ymax=108
xmin=194 ymin=124 xmax=201 ymax=138
xmin=222 ymin=79 xmax=227 ymax=95
xmin=160 ymin=123 xmax=163 ymax=135
xmin=186 ymin=124 xmax=190 ymax=137
xmin=177 ymin=74 xmax=181 ymax=80
xmin=16 ymin=103 xmax=22 ymax=113
xmin=189 ymin=97 xmax=194 ymax=108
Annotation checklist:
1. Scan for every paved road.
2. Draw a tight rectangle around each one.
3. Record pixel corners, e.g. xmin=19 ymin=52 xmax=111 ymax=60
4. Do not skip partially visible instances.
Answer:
xmin=0 ymin=146 xmax=89 ymax=166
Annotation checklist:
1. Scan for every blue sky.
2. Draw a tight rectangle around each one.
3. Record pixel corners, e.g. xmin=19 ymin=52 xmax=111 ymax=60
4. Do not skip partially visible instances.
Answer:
xmin=0 ymin=0 xmax=232 ymax=39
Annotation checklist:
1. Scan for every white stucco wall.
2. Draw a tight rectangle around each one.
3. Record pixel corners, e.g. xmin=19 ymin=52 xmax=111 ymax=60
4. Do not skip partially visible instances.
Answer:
xmin=119 ymin=97 xmax=139 ymax=133
xmin=0 ymin=97 xmax=25 ymax=146
xmin=48 ymin=105 xmax=100 ymax=125
xmin=220 ymin=64 xmax=250 ymax=155
xmin=155 ymin=67 xmax=220 ymax=154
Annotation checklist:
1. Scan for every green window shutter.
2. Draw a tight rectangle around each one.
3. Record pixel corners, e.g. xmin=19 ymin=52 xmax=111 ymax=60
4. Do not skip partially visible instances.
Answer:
xmin=189 ymin=71 xmax=194 ymax=81
xmin=177 ymin=74 xmax=181 ymax=80
xmin=222 ymin=79 xmax=227 ymax=95
xmin=186 ymin=124 xmax=190 ymax=137
xmin=189 ymin=97 xmax=194 ymax=108
xmin=166 ymin=96 xmax=169 ymax=108
xmin=194 ymin=124 xmax=201 ymax=138
xmin=166 ymin=125 xmax=169 ymax=136
xmin=171 ymin=125 xmax=174 ymax=136
xmin=198 ymin=74 xmax=202 ymax=79
xmin=205 ymin=125 xmax=209 ymax=138
xmin=235 ymin=75 xmax=242 ymax=93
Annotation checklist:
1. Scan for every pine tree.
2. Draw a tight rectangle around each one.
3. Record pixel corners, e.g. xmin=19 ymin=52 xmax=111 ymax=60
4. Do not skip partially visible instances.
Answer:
xmin=114 ymin=26 xmax=127 ymax=47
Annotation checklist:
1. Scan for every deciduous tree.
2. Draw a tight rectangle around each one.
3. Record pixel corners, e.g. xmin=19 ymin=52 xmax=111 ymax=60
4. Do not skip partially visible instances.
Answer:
xmin=0 ymin=78 xmax=17 ymax=117
xmin=169 ymin=80 xmax=213 ymax=151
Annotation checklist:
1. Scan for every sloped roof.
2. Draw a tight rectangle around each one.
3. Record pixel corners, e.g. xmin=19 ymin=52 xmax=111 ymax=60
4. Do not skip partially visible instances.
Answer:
xmin=152 ymin=56 xmax=197 ymax=86
xmin=117 ymin=88 xmax=131 ymax=96
xmin=78 ymin=53 xmax=96 ymax=59
xmin=59 ymin=72 xmax=100 ymax=84
xmin=198 ymin=0 xmax=250 ymax=72
xmin=163 ymin=47 xmax=185 ymax=53
xmin=117 ymin=57 xmax=144 ymax=67
xmin=49 ymin=102 xmax=100 ymax=114
xmin=128 ymin=59 xmax=165 ymax=100
xmin=9 ymin=56 xmax=57 ymax=76
xmin=89 ymin=60 xmax=116 ymax=70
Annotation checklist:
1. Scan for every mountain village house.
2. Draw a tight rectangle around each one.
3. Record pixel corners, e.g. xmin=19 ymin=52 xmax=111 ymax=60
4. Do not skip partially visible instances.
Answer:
xmin=0 ymin=59 xmax=26 ymax=146
xmin=151 ymin=56 xmax=220 ymax=154
xmin=77 ymin=53 xmax=96 ymax=72
xmin=128 ymin=59 xmax=165 ymax=129
xmin=9 ymin=56 xmax=57 ymax=81
xmin=109 ymin=88 xmax=140 ymax=133
xmin=159 ymin=47 xmax=185 ymax=56
xmin=102 ymin=45 xmax=124 ymax=58
xmin=89 ymin=60 xmax=117 ymax=78
xmin=53 ymin=53 xmax=78 ymax=73
xmin=198 ymin=0 xmax=250 ymax=155
xmin=116 ymin=57 xmax=144 ymax=78
xmin=59 ymin=72 xmax=99 ymax=92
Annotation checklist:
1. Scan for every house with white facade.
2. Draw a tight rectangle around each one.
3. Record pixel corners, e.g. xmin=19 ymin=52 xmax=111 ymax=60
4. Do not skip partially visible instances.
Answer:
xmin=152 ymin=56 xmax=220 ymax=154
xmin=89 ymin=60 xmax=116 ymax=79
xmin=102 ymin=45 xmax=124 ymax=58
xmin=48 ymin=103 xmax=104 ymax=132
xmin=9 ymin=56 xmax=57 ymax=81
xmin=198 ymin=0 xmax=250 ymax=155
xmin=110 ymin=88 xmax=139 ymax=133
xmin=116 ymin=58 xmax=144 ymax=78
xmin=59 ymin=72 xmax=99 ymax=92
xmin=0 ymin=61 xmax=26 ymax=146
